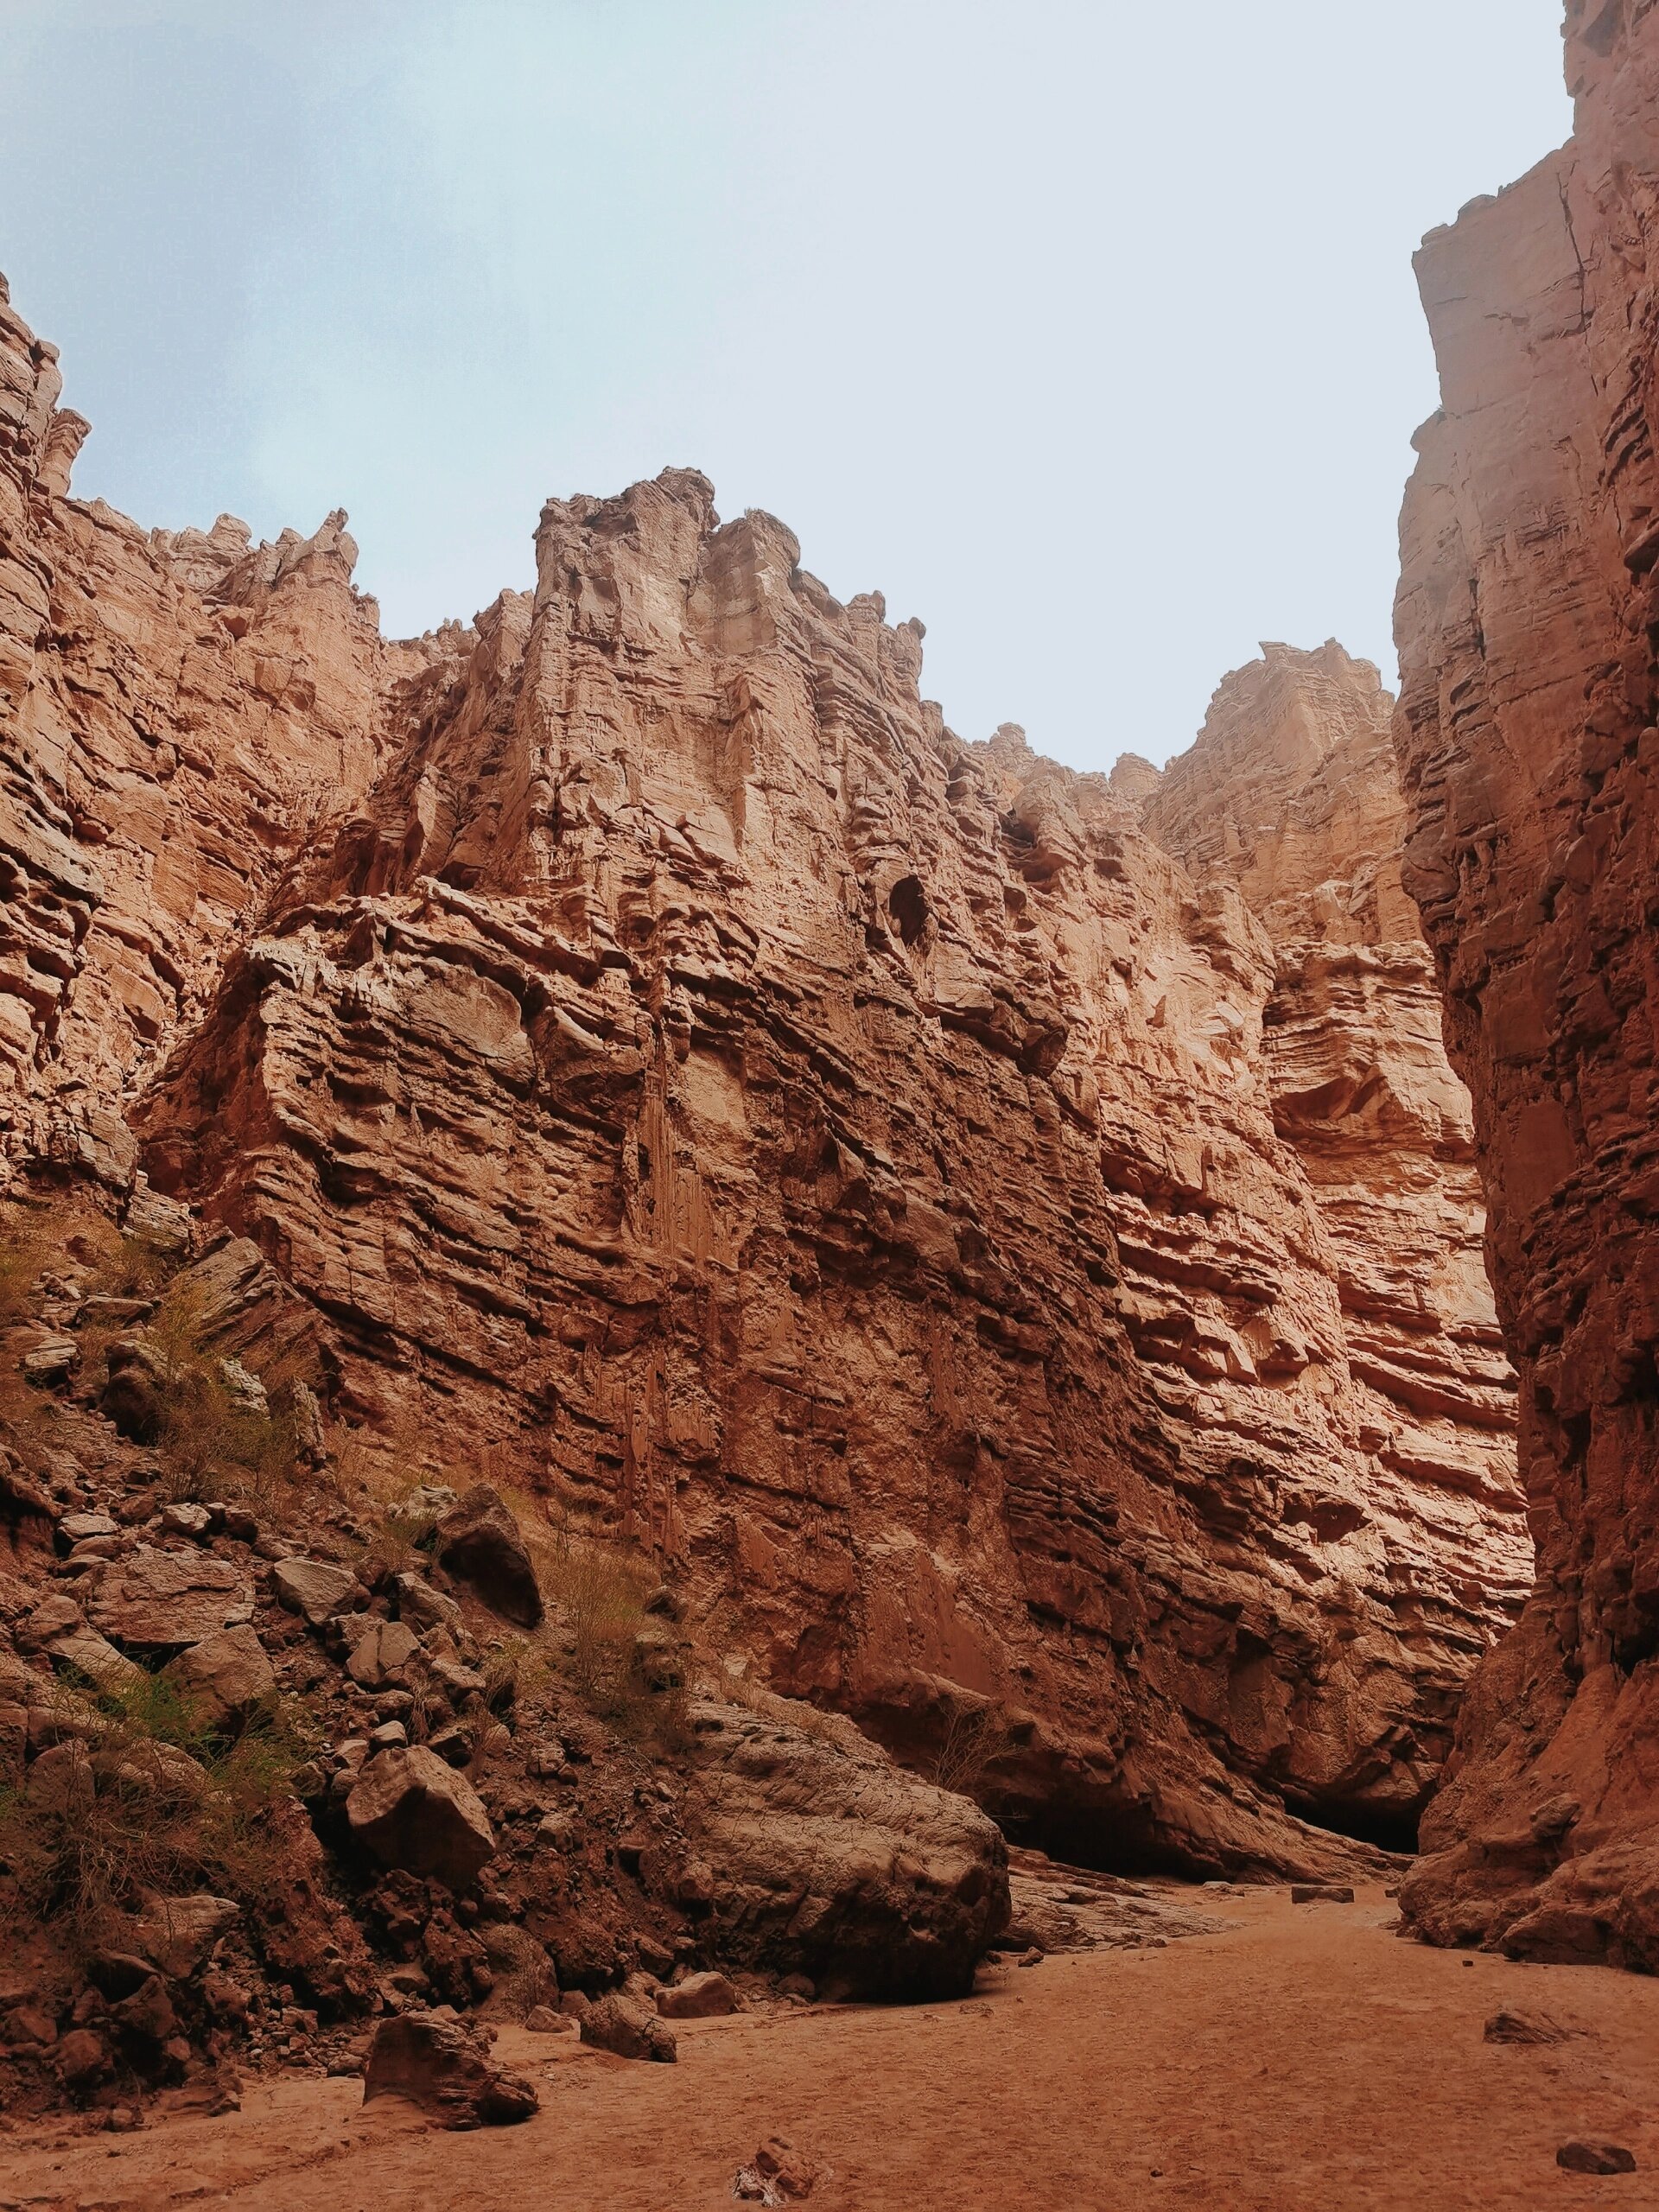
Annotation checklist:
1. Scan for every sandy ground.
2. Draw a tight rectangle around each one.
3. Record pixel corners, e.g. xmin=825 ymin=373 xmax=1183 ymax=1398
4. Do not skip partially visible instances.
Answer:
xmin=5 ymin=1884 xmax=1658 ymax=2211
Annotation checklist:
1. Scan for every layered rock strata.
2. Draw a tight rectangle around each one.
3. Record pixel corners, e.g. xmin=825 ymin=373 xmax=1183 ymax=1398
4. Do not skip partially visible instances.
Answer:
xmin=1393 ymin=0 xmax=1659 ymax=1965
xmin=1 ymin=268 xmax=1525 ymax=1876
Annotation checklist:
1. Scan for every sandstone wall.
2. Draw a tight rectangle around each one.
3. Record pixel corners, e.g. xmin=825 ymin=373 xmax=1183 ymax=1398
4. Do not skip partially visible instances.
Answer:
xmin=0 ymin=266 xmax=1529 ymax=1878
xmin=1393 ymin=0 xmax=1659 ymax=1963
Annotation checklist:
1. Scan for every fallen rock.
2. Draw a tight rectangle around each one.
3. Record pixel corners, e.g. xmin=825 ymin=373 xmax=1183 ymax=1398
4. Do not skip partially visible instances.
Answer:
xmin=59 ymin=1510 xmax=119 ymax=1543
xmin=53 ymin=2027 xmax=110 ymax=2091
xmin=164 ymin=1623 xmax=276 ymax=1726
xmin=658 ymin=1969 xmax=739 ymax=2020
xmin=346 ymin=1744 xmax=496 ymax=1890
xmin=22 ymin=1333 xmax=79 ymax=1387
xmin=433 ymin=1486 xmax=543 ymax=1627
xmin=1290 ymin=1885 xmax=1354 ymax=1905
xmin=1557 ymin=2141 xmax=1637 ymax=2177
xmin=44 ymin=1623 xmax=144 ymax=1690
xmin=131 ymin=1894 xmax=240 ymax=1978
xmin=361 ymin=2009 xmax=537 ymax=2128
xmin=28 ymin=1739 xmax=96 ymax=1815
xmin=345 ymin=1618 xmax=421 ymax=1689
xmin=683 ymin=1697 xmax=1008 ymax=2000
xmin=90 ymin=1547 xmax=252 ymax=1649
xmin=734 ymin=2137 xmax=819 ymax=2202
xmin=110 ymin=1974 xmax=175 ymax=2045
xmin=579 ymin=1992 xmax=677 ymax=2063
xmin=392 ymin=1571 xmax=461 ymax=1632
xmin=271 ymin=1555 xmax=358 ymax=1625
xmin=524 ymin=2004 xmax=574 ymax=2035
xmin=157 ymin=1501 xmax=212 ymax=1539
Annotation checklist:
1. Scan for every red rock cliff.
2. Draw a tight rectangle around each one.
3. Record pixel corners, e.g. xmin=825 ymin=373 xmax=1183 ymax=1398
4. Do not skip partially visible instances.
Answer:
xmin=1393 ymin=0 xmax=1659 ymax=1963
xmin=2 ymin=272 xmax=1528 ymax=1878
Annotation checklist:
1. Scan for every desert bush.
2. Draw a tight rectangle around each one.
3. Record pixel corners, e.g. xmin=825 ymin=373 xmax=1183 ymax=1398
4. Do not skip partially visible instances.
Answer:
xmin=507 ymin=1506 xmax=690 ymax=1748
xmin=133 ymin=1290 xmax=299 ymax=1506
xmin=0 ymin=1669 xmax=314 ymax=1955
xmin=931 ymin=1700 xmax=1013 ymax=1798
xmin=87 ymin=1228 xmax=174 ymax=1302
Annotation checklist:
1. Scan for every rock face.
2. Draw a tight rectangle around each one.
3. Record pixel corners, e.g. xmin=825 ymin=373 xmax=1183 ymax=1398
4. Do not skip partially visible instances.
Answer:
xmin=1390 ymin=0 xmax=1659 ymax=1967
xmin=1 ymin=264 xmax=1529 ymax=1875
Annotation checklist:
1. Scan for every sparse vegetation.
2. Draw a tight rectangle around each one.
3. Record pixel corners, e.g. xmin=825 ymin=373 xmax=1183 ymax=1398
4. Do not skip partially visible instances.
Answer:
xmin=931 ymin=1700 xmax=1013 ymax=1798
xmin=137 ymin=1289 xmax=300 ymax=1505
xmin=0 ymin=1669 xmax=315 ymax=1959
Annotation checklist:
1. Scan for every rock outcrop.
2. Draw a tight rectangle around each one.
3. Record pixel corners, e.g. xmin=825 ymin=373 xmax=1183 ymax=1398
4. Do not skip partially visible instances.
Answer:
xmin=1392 ymin=0 xmax=1659 ymax=1966
xmin=1 ymin=264 xmax=1528 ymax=1878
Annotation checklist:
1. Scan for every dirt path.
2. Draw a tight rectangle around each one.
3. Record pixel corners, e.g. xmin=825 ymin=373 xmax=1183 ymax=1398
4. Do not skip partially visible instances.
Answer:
xmin=6 ymin=1885 xmax=1658 ymax=2211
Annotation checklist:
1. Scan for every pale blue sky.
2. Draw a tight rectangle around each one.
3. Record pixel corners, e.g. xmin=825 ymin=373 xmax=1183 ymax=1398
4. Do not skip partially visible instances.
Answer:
xmin=1 ymin=2 xmax=1571 ymax=767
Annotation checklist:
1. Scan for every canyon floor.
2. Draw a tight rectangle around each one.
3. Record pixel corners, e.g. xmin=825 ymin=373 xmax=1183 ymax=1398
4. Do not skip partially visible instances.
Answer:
xmin=5 ymin=1883 xmax=1656 ymax=2212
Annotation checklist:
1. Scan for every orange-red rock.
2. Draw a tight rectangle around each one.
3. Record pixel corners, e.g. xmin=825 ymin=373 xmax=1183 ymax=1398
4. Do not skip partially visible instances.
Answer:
xmin=1 ymin=268 xmax=1529 ymax=1877
xmin=1392 ymin=0 xmax=1659 ymax=1964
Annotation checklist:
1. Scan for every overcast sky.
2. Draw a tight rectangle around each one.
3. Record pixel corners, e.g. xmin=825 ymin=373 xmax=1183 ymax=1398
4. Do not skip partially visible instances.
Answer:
xmin=1 ymin=1 xmax=1571 ymax=770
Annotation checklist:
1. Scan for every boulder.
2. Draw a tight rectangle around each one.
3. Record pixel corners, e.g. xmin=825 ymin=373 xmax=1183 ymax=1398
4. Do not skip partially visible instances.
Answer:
xmin=346 ymin=1745 xmax=496 ymax=1890
xmin=271 ymin=1555 xmax=357 ymax=1625
xmin=393 ymin=1571 xmax=461 ymax=1632
xmin=44 ymin=1623 xmax=143 ymax=1691
xmin=362 ymin=2009 xmax=537 ymax=2128
xmin=22 ymin=1333 xmax=79 ymax=1387
xmin=131 ymin=1894 xmax=240 ymax=1978
xmin=346 ymin=1618 xmax=421 ymax=1689
xmin=658 ymin=1970 xmax=738 ymax=2020
xmin=157 ymin=1501 xmax=212 ymax=1538
xmin=683 ymin=1697 xmax=1009 ymax=2000
xmin=579 ymin=1992 xmax=677 ymax=2063
xmin=54 ymin=2028 xmax=111 ymax=2091
xmin=1557 ymin=2142 xmax=1638 ymax=2177
xmin=90 ymin=1547 xmax=252 ymax=1649
xmin=111 ymin=1974 xmax=175 ymax=2044
xmin=164 ymin=1623 xmax=276 ymax=1726
xmin=433 ymin=1486 xmax=543 ymax=1627
xmin=59 ymin=1510 xmax=118 ymax=1542
xmin=27 ymin=1740 xmax=96 ymax=1816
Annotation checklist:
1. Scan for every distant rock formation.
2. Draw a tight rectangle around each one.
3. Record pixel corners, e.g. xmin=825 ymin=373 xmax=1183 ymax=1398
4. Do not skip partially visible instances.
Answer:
xmin=1393 ymin=0 xmax=1659 ymax=1966
xmin=0 ymin=269 xmax=1526 ymax=1877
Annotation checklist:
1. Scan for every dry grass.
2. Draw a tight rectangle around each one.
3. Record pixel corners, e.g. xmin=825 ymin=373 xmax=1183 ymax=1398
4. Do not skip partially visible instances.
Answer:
xmin=931 ymin=1700 xmax=1014 ymax=1797
xmin=0 ymin=1669 xmax=315 ymax=1959
xmin=124 ymin=1288 xmax=299 ymax=1508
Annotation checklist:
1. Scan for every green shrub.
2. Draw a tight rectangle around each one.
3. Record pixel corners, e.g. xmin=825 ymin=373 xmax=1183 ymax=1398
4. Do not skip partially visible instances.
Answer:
xmin=0 ymin=1669 xmax=315 ymax=1956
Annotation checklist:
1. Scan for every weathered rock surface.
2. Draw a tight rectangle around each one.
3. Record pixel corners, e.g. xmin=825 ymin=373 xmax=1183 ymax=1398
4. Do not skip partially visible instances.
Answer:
xmin=1392 ymin=0 xmax=1659 ymax=1967
xmin=1 ymin=261 xmax=1529 ymax=1874
xmin=90 ymin=1548 xmax=252 ymax=1651
xmin=578 ymin=1991 xmax=677 ymax=2063
xmin=682 ymin=1696 xmax=1008 ymax=2000
xmin=164 ymin=1624 xmax=276 ymax=1727
xmin=361 ymin=2009 xmax=537 ymax=2127
xmin=433 ymin=1485 xmax=543 ymax=1627
xmin=346 ymin=1744 xmax=496 ymax=1890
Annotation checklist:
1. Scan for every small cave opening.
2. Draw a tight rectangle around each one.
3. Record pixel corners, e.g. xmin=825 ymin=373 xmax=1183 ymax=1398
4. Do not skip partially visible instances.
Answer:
xmin=1283 ymin=1793 xmax=1423 ymax=1856
xmin=887 ymin=874 xmax=930 ymax=949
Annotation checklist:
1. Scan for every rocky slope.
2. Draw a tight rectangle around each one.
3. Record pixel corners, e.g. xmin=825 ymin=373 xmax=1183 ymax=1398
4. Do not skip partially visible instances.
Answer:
xmin=1391 ymin=0 xmax=1659 ymax=1968
xmin=1 ymin=266 xmax=1525 ymax=1895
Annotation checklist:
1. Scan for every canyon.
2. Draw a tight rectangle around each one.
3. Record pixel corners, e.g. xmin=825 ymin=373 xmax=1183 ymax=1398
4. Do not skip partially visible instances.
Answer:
xmin=3 ymin=0 xmax=1659 ymax=2177
xmin=2 ymin=261 xmax=1529 ymax=1901
xmin=1392 ymin=0 xmax=1659 ymax=1970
